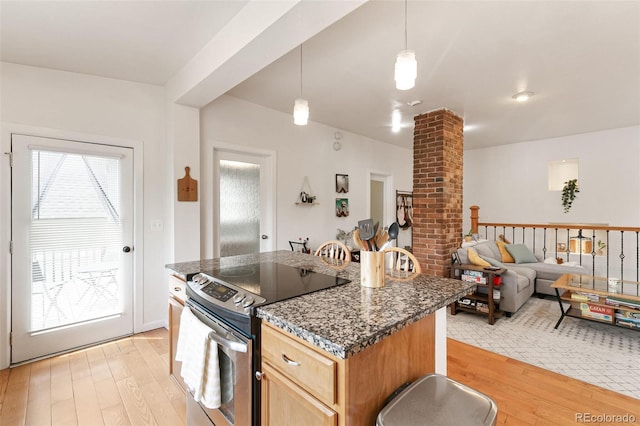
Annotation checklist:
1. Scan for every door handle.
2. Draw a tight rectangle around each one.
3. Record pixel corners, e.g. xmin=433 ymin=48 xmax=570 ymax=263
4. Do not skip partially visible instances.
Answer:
xmin=261 ymin=235 xmax=268 ymax=239
xmin=281 ymin=353 xmax=301 ymax=366
xmin=207 ymin=330 xmax=248 ymax=353
xmin=122 ymin=246 xmax=132 ymax=253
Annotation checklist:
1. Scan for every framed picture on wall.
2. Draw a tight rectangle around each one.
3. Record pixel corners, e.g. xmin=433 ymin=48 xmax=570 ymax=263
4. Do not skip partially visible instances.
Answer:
xmin=336 ymin=198 xmax=349 ymax=217
xmin=396 ymin=191 xmax=413 ymax=229
xmin=336 ymin=174 xmax=349 ymax=193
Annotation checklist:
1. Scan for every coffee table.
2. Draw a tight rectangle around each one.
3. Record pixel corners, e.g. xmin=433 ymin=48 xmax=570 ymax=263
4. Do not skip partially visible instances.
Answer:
xmin=551 ymin=274 xmax=640 ymax=330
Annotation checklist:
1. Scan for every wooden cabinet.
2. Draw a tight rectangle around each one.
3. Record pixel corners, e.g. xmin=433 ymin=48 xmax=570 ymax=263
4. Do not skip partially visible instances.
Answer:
xmin=261 ymin=362 xmax=337 ymax=426
xmin=260 ymin=313 xmax=436 ymax=426
xmin=261 ymin=324 xmax=337 ymax=406
xmin=261 ymin=324 xmax=337 ymax=425
xmin=168 ymin=275 xmax=187 ymax=392
xmin=449 ymin=264 xmax=505 ymax=325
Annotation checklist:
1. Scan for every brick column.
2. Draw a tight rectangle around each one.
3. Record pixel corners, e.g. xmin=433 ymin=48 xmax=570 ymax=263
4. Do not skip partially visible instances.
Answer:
xmin=412 ymin=109 xmax=464 ymax=277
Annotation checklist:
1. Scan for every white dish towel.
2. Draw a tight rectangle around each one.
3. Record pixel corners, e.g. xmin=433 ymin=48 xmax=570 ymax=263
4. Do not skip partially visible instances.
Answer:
xmin=175 ymin=307 xmax=222 ymax=409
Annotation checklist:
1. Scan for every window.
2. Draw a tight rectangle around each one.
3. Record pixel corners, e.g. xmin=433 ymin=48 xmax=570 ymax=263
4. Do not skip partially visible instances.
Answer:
xmin=548 ymin=159 xmax=579 ymax=191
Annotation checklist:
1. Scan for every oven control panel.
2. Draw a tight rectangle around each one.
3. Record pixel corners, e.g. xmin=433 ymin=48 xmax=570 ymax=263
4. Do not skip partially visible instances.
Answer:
xmin=188 ymin=273 xmax=266 ymax=314
xmin=201 ymin=281 xmax=237 ymax=302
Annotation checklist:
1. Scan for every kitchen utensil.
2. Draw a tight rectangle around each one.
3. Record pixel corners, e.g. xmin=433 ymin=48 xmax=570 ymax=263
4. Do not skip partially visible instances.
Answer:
xmin=372 ymin=221 xmax=380 ymax=250
xmin=375 ymin=229 xmax=388 ymax=250
xmin=353 ymin=229 xmax=366 ymax=250
xmin=358 ymin=219 xmax=375 ymax=251
xmin=379 ymin=222 xmax=399 ymax=251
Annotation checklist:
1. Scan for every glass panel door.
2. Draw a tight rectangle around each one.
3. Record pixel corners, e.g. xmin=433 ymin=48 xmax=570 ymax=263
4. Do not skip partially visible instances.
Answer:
xmin=11 ymin=134 xmax=134 ymax=363
xmin=213 ymin=149 xmax=275 ymax=257
xmin=219 ymin=160 xmax=260 ymax=257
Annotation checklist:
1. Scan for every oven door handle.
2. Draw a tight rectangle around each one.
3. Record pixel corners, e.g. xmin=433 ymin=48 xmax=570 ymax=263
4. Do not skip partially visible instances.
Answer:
xmin=208 ymin=330 xmax=248 ymax=353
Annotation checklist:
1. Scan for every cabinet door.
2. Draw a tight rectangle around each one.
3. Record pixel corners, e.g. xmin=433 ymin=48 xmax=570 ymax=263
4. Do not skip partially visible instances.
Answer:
xmin=169 ymin=296 xmax=186 ymax=392
xmin=261 ymin=362 xmax=337 ymax=426
xmin=261 ymin=324 xmax=336 ymax=406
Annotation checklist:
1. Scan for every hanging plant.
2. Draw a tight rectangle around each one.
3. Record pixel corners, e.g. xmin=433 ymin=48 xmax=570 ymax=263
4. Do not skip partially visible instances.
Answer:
xmin=561 ymin=179 xmax=579 ymax=213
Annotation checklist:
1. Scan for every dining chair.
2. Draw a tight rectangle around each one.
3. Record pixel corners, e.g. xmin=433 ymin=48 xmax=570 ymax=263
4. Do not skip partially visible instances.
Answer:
xmin=289 ymin=239 xmax=310 ymax=253
xmin=314 ymin=240 xmax=351 ymax=266
xmin=383 ymin=246 xmax=421 ymax=279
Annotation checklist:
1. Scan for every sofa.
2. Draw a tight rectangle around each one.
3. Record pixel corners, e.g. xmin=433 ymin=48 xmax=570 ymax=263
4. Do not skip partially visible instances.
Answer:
xmin=456 ymin=240 xmax=588 ymax=315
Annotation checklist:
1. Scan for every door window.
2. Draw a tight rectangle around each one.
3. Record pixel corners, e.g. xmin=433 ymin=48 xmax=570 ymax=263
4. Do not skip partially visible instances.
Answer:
xmin=29 ymin=149 xmax=123 ymax=331
xmin=219 ymin=160 xmax=260 ymax=257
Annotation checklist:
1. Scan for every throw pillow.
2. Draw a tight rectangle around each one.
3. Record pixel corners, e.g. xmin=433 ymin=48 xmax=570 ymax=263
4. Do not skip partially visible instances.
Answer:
xmin=467 ymin=247 xmax=491 ymax=267
xmin=496 ymin=240 xmax=515 ymax=263
xmin=505 ymin=243 xmax=538 ymax=264
xmin=480 ymin=255 xmax=506 ymax=269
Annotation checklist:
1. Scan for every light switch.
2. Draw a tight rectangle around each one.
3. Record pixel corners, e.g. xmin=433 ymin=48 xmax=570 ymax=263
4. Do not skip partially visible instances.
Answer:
xmin=150 ymin=220 xmax=163 ymax=231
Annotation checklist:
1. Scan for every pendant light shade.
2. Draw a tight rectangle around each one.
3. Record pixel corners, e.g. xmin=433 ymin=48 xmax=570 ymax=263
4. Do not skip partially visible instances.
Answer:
xmin=395 ymin=0 xmax=417 ymax=90
xmin=395 ymin=50 xmax=417 ymax=90
xmin=293 ymin=98 xmax=309 ymax=126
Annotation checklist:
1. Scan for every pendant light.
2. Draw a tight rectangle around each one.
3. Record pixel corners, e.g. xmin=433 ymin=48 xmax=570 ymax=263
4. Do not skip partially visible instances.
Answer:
xmin=293 ymin=45 xmax=309 ymax=125
xmin=394 ymin=0 xmax=416 ymax=90
xmin=391 ymin=109 xmax=402 ymax=133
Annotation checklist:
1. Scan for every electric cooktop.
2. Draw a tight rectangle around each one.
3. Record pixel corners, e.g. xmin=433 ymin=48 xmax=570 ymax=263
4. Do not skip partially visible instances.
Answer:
xmin=202 ymin=262 xmax=350 ymax=305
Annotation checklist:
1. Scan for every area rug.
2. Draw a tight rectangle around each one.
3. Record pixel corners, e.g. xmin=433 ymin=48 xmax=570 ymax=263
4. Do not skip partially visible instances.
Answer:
xmin=447 ymin=296 xmax=640 ymax=400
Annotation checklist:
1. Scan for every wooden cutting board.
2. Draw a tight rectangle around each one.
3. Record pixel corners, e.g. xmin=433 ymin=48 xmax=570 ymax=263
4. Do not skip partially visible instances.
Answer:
xmin=177 ymin=166 xmax=198 ymax=202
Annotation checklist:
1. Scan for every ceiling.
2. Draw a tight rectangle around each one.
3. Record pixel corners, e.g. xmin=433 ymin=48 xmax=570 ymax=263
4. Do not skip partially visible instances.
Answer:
xmin=2 ymin=1 xmax=639 ymax=150
xmin=0 ymin=0 xmax=249 ymax=85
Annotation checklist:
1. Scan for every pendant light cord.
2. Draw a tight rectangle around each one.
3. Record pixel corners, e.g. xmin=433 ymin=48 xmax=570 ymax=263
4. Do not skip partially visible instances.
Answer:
xmin=404 ymin=0 xmax=408 ymax=50
xmin=300 ymin=44 xmax=304 ymax=97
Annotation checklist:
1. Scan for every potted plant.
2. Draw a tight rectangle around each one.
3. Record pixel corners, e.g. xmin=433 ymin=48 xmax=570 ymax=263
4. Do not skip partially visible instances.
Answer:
xmin=561 ymin=179 xmax=579 ymax=213
xmin=463 ymin=229 xmax=473 ymax=243
xmin=596 ymin=239 xmax=607 ymax=256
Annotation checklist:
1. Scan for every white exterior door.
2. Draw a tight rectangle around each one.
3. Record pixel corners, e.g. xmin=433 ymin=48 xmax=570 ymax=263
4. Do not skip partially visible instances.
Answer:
xmin=11 ymin=134 xmax=134 ymax=363
xmin=213 ymin=149 xmax=275 ymax=257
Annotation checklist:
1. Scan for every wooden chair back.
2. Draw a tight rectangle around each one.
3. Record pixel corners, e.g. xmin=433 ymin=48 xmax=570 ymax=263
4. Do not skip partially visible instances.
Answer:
xmin=384 ymin=246 xmax=421 ymax=279
xmin=314 ymin=240 xmax=351 ymax=266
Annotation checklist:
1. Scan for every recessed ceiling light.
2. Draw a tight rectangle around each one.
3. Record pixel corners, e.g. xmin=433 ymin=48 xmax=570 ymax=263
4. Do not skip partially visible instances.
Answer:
xmin=512 ymin=91 xmax=534 ymax=102
xmin=407 ymin=100 xmax=422 ymax=107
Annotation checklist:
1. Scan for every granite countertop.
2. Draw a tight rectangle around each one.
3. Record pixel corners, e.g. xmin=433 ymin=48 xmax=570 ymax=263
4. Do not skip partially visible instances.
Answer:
xmin=166 ymin=250 xmax=474 ymax=359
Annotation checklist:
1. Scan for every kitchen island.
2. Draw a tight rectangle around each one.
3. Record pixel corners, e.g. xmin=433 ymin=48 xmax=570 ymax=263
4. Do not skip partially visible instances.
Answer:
xmin=166 ymin=250 xmax=474 ymax=426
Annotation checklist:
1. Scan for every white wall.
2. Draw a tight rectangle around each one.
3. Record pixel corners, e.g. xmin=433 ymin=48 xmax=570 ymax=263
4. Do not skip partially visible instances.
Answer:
xmin=0 ymin=62 xmax=167 ymax=368
xmin=199 ymin=95 xmax=413 ymax=255
xmin=463 ymin=126 xmax=640 ymax=229
xmin=166 ymin=103 xmax=201 ymax=263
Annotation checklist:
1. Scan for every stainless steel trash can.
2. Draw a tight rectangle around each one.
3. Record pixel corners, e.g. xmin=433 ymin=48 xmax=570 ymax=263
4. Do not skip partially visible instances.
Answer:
xmin=376 ymin=374 xmax=498 ymax=426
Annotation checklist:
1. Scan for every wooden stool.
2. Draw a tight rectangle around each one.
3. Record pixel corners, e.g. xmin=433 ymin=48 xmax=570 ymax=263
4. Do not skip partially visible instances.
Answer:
xmin=376 ymin=374 xmax=498 ymax=426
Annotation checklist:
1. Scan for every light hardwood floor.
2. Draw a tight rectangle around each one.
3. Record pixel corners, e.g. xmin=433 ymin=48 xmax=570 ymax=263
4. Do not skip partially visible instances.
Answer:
xmin=1 ymin=330 xmax=638 ymax=425
xmin=0 ymin=328 xmax=185 ymax=426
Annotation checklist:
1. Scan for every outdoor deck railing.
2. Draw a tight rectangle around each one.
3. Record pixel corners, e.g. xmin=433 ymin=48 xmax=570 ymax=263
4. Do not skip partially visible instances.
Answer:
xmin=470 ymin=206 xmax=640 ymax=282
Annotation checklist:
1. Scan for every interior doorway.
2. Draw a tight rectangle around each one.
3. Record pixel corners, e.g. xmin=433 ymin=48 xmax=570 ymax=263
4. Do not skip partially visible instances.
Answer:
xmin=369 ymin=172 xmax=393 ymax=236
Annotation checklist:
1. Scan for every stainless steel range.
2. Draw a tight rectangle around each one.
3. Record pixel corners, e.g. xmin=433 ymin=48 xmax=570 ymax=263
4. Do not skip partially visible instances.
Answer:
xmin=184 ymin=261 xmax=350 ymax=426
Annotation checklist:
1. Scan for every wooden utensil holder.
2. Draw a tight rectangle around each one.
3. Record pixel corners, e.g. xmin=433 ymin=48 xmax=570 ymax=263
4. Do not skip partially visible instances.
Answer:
xmin=360 ymin=251 xmax=385 ymax=288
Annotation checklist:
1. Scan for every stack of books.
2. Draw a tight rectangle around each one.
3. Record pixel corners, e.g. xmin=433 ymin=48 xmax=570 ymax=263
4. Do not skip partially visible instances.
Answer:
xmin=461 ymin=270 xmax=487 ymax=284
xmin=570 ymin=291 xmax=600 ymax=302
xmin=615 ymin=311 xmax=640 ymax=329
xmin=605 ymin=296 xmax=640 ymax=310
